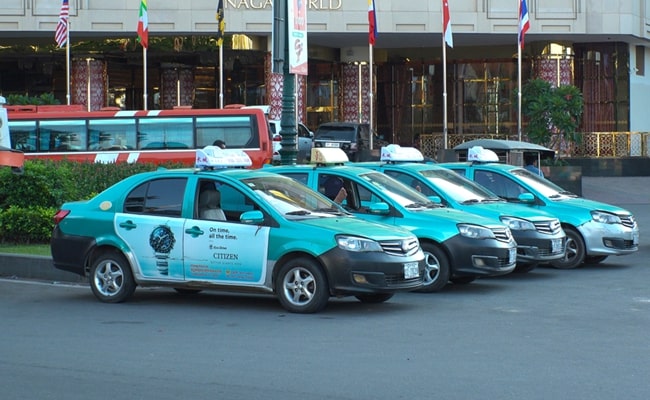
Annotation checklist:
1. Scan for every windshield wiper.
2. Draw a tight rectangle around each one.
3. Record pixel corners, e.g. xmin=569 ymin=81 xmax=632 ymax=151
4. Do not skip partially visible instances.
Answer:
xmin=314 ymin=207 xmax=347 ymax=215
xmin=558 ymin=190 xmax=578 ymax=197
xmin=285 ymin=210 xmax=311 ymax=216
xmin=461 ymin=198 xmax=481 ymax=204
xmin=405 ymin=202 xmax=430 ymax=208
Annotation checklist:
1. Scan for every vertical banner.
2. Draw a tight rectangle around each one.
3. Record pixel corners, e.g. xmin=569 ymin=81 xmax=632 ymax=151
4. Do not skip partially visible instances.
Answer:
xmin=288 ymin=0 xmax=308 ymax=75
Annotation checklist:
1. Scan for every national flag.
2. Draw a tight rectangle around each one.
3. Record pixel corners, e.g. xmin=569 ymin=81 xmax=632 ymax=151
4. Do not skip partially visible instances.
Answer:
xmin=368 ymin=0 xmax=377 ymax=45
xmin=137 ymin=0 xmax=149 ymax=49
xmin=55 ymin=0 xmax=69 ymax=48
xmin=518 ymin=0 xmax=530 ymax=48
xmin=216 ymin=0 xmax=226 ymax=47
xmin=442 ymin=0 xmax=453 ymax=48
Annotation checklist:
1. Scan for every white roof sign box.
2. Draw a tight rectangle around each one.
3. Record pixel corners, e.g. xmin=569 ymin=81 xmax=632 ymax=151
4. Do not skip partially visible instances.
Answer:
xmin=195 ymin=146 xmax=252 ymax=169
xmin=380 ymin=144 xmax=424 ymax=162
xmin=467 ymin=146 xmax=500 ymax=162
xmin=310 ymin=147 xmax=349 ymax=165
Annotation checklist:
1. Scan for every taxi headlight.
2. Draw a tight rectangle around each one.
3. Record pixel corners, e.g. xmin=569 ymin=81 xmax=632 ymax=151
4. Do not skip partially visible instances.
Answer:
xmin=500 ymin=216 xmax=536 ymax=231
xmin=591 ymin=210 xmax=621 ymax=224
xmin=336 ymin=235 xmax=383 ymax=252
xmin=457 ymin=224 xmax=496 ymax=239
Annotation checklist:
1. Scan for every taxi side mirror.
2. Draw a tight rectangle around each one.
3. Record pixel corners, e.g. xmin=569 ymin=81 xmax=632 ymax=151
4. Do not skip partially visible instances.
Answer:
xmin=367 ymin=202 xmax=390 ymax=215
xmin=428 ymin=196 xmax=442 ymax=204
xmin=518 ymin=193 xmax=535 ymax=203
xmin=240 ymin=210 xmax=265 ymax=224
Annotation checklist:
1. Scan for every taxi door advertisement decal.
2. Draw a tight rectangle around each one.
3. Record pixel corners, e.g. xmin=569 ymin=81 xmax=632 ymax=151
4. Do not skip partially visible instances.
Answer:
xmin=114 ymin=214 xmax=185 ymax=280
xmin=183 ymin=220 xmax=270 ymax=284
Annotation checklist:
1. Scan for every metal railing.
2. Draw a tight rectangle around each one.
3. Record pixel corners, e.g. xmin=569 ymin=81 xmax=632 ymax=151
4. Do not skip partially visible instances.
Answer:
xmin=419 ymin=132 xmax=650 ymax=160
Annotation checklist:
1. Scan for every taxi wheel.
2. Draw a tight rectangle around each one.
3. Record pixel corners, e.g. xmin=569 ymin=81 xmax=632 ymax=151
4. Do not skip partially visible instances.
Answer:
xmin=355 ymin=293 xmax=394 ymax=303
xmin=90 ymin=251 xmax=136 ymax=303
xmin=550 ymin=228 xmax=585 ymax=269
xmin=275 ymin=257 xmax=330 ymax=313
xmin=416 ymin=243 xmax=450 ymax=293
xmin=584 ymin=255 xmax=608 ymax=264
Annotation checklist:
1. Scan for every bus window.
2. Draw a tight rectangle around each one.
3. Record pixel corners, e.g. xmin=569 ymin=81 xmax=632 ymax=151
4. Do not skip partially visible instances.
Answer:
xmin=88 ymin=118 xmax=137 ymax=150
xmin=196 ymin=116 xmax=256 ymax=149
xmin=39 ymin=120 xmax=87 ymax=151
xmin=138 ymin=117 xmax=193 ymax=149
xmin=9 ymin=121 xmax=37 ymax=152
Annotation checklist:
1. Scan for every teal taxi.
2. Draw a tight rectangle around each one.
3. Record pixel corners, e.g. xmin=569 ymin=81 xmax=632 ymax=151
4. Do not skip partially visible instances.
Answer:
xmin=51 ymin=147 xmax=425 ymax=313
xmin=268 ymin=148 xmax=518 ymax=292
xmin=354 ymin=145 xmax=566 ymax=273
xmin=439 ymin=146 xmax=639 ymax=269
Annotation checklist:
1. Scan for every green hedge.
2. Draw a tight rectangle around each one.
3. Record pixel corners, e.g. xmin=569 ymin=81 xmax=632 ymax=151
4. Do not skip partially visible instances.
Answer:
xmin=0 ymin=159 xmax=183 ymax=244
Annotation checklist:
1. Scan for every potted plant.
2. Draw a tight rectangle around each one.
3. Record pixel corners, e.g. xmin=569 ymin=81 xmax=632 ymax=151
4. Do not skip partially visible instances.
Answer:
xmin=521 ymin=79 xmax=584 ymax=194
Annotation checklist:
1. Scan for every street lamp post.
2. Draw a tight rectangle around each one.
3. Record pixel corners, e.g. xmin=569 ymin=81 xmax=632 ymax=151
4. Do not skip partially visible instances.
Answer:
xmin=274 ymin=0 xmax=298 ymax=165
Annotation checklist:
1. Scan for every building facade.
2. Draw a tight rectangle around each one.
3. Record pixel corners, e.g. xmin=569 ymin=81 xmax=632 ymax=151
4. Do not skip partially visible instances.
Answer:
xmin=1 ymin=0 xmax=650 ymax=156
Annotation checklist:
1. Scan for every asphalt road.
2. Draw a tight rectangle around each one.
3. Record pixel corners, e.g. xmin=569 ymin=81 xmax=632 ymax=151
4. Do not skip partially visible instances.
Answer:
xmin=1 ymin=177 xmax=648 ymax=400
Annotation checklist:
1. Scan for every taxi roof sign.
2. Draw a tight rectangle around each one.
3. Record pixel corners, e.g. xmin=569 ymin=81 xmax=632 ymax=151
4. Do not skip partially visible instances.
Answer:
xmin=467 ymin=146 xmax=500 ymax=163
xmin=195 ymin=146 xmax=252 ymax=169
xmin=310 ymin=147 xmax=349 ymax=165
xmin=380 ymin=144 xmax=424 ymax=162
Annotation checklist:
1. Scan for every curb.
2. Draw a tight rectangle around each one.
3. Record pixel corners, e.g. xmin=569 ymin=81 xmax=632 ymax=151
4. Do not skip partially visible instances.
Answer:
xmin=0 ymin=253 xmax=85 ymax=283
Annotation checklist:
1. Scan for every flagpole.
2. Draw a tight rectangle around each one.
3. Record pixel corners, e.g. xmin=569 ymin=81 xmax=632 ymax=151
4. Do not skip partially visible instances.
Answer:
xmin=442 ymin=32 xmax=448 ymax=150
xmin=369 ymin=43 xmax=374 ymax=150
xmin=65 ymin=21 xmax=70 ymax=105
xmin=518 ymin=42 xmax=522 ymax=141
xmin=143 ymin=46 xmax=148 ymax=110
xmin=219 ymin=44 xmax=224 ymax=108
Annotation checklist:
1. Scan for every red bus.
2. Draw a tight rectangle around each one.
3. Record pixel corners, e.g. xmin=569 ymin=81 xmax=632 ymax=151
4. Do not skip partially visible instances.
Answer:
xmin=4 ymin=105 xmax=273 ymax=168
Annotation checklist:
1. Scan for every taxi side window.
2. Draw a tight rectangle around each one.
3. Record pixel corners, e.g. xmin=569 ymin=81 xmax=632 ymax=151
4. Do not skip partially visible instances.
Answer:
xmin=281 ymin=172 xmax=309 ymax=186
xmin=475 ymin=171 xmax=523 ymax=201
xmin=384 ymin=170 xmax=435 ymax=196
xmin=124 ymin=178 xmax=187 ymax=217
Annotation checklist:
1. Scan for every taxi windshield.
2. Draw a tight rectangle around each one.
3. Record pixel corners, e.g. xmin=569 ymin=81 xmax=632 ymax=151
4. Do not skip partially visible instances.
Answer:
xmin=359 ymin=171 xmax=438 ymax=209
xmin=419 ymin=168 xmax=502 ymax=204
xmin=242 ymin=175 xmax=346 ymax=217
xmin=509 ymin=168 xmax=577 ymax=198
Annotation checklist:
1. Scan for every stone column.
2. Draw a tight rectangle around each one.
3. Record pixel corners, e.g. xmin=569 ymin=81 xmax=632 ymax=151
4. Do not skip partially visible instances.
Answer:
xmin=71 ymin=58 xmax=107 ymax=111
xmin=265 ymin=52 xmax=306 ymax=123
xmin=341 ymin=62 xmax=370 ymax=123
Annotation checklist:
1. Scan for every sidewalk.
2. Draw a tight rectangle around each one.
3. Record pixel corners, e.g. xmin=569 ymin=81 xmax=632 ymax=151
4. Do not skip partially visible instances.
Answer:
xmin=1 ymin=177 xmax=648 ymax=283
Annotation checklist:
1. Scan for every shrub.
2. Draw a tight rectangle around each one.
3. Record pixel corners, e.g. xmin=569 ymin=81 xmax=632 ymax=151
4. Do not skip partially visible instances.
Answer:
xmin=0 ymin=205 xmax=57 ymax=244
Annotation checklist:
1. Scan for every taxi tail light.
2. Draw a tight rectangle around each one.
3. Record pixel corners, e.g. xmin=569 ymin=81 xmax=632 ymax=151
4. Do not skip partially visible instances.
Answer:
xmin=53 ymin=209 xmax=70 ymax=225
xmin=273 ymin=134 xmax=282 ymax=142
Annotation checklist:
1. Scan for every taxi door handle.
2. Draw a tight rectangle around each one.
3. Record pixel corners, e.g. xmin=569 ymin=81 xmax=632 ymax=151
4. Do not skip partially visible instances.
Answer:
xmin=185 ymin=226 xmax=205 ymax=238
xmin=118 ymin=220 xmax=137 ymax=230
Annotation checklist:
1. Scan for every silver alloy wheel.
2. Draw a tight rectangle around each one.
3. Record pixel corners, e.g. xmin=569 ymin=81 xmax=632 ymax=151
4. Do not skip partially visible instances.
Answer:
xmin=423 ymin=252 xmax=441 ymax=286
xmin=282 ymin=266 xmax=317 ymax=307
xmin=93 ymin=260 xmax=125 ymax=297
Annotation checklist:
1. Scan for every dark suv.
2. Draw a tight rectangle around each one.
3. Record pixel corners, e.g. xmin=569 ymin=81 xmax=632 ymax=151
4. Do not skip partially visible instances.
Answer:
xmin=313 ymin=122 xmax=370 ymax=161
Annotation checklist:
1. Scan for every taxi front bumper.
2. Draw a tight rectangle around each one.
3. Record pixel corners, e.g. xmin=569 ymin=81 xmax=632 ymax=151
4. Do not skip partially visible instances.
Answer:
xmin=580 ymin=220 xmax=639 ymax=256
xmin=444 ymin=235 xmax=517 ymax=278
xmin=317 ymin=247 xmax=425 ymax=295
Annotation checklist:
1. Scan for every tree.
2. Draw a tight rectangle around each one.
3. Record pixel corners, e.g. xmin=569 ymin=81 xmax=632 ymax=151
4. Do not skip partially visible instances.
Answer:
xmin=521 ymin=79 xmax=583 ymax=155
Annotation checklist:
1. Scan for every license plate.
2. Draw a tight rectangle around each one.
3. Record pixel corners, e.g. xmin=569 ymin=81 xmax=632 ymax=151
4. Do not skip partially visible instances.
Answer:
xmin=508 ymin=247 xmax=517 ymax=263
xmin=633 ymin=231 xmax=639 ymax=246
xmin=324 ymin=142 xmax=339 ymax=148
xmin=404 ymin=262 xmax=419 ymax=279
xmin=551 ymin=238 xmax=563 ymax=254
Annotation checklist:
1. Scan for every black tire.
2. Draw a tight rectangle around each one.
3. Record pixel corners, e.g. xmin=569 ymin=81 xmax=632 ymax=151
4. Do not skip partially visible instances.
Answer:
xmin=514 ymin=262 xmax=538 ymax=273
xmin=450 ymin=276 xmax=475 ymax=284
xmin=90 ymin=251 xmax=136 ymax=303
xmin=584 ymin=255 xmax=608 ymax=264
xmin=355 ymin=293 xmax=394 ymax=303
xmin=416 ymin=243 xmax=450 ymax=293
xmin=275 ymin=257 xmax=330 ymax=313
xmin=550 ymin=227 xmax=585 ymax=269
